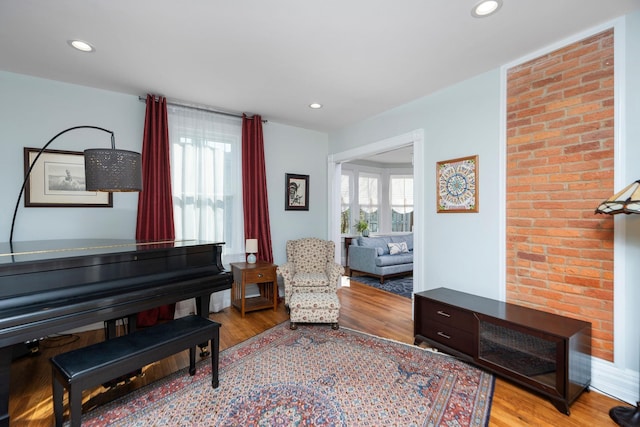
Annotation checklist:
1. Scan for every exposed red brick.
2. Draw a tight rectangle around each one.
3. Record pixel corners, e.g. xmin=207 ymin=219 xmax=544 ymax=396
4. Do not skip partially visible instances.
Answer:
xmin=506 ymin=29 xmax=614 ymax=362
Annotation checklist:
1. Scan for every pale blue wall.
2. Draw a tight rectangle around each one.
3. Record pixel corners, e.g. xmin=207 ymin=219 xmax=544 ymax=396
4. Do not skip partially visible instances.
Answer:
xmin=0 ymin=72 xmax=327 ymax=267
xmin=0 ymin=72 xmax=144 ymax=241
xmin=264 ymin=122 xmax=329 ymax=265
xmin=330 ymin=69 xmax=502 ymax=300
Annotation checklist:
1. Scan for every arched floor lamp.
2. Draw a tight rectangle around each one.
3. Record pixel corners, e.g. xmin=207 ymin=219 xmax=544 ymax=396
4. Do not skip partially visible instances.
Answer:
xmin=9 ymin=125 xmax=142 ymax=246
xmin=595 ymin=179 xmax=640 ymax=427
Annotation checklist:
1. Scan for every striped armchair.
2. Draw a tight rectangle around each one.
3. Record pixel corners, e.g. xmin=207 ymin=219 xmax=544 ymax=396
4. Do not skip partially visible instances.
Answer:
xmin=276 ymin=238 xmax=344 ymax=307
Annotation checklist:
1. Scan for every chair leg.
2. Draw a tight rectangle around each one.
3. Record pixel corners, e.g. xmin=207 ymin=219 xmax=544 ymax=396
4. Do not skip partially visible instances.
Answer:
xmin=332 ymin=323 xmax=339 ymax=330
xmin=290 ymin=322 xmax=298 ymax=330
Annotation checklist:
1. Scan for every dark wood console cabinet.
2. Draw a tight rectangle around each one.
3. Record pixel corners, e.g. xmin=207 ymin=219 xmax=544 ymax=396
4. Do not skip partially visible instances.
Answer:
xmin=414 ymin=288 xmax=591 ymax=415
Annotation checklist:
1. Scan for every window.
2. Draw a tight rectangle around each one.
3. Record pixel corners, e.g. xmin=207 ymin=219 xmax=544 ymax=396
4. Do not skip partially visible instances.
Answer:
xmin=340 ymin=173 xmax=352 ymax=234
xmin=168 ymin=106 xmax=244 ymax=258
xmin=390 ymin=175 xmax=413 ymax=232
xmin=358 ymin=174 xmax=379 ymax=233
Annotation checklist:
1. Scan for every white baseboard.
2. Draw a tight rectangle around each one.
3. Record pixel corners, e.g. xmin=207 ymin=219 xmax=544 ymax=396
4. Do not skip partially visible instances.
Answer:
xmin=592 ymin=357 xmax=639 ymax=405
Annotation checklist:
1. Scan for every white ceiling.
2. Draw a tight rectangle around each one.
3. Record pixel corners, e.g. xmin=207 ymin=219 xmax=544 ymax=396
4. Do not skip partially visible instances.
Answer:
xmin=1 ymin=1 xmax=638 ymax=133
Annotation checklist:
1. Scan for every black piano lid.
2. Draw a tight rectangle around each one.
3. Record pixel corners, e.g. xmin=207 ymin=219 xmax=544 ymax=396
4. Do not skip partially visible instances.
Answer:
xmin=0 ymin=238 xmax=225 ymax=265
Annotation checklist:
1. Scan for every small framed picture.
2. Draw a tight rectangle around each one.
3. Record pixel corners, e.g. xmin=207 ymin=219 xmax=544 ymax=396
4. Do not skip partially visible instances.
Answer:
xmin=285 ymin=173 xmax=309 ymax=211
xmin=23 ymin=147 xmax=113 ymax=207
xmin=436 ymin=155 xmax=478 ymax=213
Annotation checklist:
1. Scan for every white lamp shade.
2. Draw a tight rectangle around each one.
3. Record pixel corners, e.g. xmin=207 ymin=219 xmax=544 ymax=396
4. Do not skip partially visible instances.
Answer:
xmin=245 ymin=239 xmax=258 ymax=253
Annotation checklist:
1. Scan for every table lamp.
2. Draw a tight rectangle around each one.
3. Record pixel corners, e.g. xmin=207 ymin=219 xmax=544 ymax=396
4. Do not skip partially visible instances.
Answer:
xmin=246 ymin=239 xmax=258 ymax=264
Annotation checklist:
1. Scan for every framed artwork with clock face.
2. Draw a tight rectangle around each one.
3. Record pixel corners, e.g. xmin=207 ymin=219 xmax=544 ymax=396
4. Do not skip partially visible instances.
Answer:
xmin=436 ymin=155 xmax=478 ymax=213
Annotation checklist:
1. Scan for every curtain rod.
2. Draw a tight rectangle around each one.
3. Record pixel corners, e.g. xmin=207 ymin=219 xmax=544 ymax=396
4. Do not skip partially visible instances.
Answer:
xmin=138 ymin=96 xmax=267 ymax=123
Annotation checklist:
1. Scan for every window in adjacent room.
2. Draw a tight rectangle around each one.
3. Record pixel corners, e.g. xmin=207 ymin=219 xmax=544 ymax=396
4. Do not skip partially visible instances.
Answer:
xmin=340 ymin=172 xmax=352 ymax=234
xmin=358 ymin=173 xmax=379 ymax=233
xmin=390 ymin=175 xmax=413 ymax=232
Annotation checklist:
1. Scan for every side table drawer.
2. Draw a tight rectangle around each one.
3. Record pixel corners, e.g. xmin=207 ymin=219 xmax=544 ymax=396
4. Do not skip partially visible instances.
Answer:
xmin=422 ymin=300 xmax=475 ymax=333
xmin=423 ymin=320 xmax=474 ymax=355
xmin=243 ymin=268 xmax=276 ymax=283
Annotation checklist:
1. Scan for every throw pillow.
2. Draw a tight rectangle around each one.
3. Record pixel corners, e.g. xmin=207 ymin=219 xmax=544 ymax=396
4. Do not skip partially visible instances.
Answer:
xmin=388 ymin=241 xmax=408 ymax=255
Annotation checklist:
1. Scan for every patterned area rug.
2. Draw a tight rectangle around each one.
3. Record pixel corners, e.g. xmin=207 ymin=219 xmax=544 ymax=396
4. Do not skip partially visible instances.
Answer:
xmin=80 ymin=323 xmax=494 ymax=426
xmin=349 ymin=274 xmax=413 ymax=298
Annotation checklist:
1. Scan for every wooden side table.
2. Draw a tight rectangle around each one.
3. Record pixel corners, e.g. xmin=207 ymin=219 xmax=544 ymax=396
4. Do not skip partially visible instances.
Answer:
xmin=230 ymin=261 xmax=278 ymax=317
xmin=344 ymin=237 xmax=353 ymax=267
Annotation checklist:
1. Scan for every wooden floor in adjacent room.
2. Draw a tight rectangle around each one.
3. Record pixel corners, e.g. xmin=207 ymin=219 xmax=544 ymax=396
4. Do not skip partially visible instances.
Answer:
xmin=9 ymin=280 xmax=627 ymax=426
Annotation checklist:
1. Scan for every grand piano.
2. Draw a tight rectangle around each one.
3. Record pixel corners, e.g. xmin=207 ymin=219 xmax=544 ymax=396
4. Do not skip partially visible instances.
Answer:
xmin=0 ymin=238 xmax=232 ymax=426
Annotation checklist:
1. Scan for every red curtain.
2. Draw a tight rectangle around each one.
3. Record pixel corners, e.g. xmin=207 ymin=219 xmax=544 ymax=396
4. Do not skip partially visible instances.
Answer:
xmin=242 ymin=114 xmax=273 ymax=263
xmin=136 ymin=94 xmax=176 ymax=326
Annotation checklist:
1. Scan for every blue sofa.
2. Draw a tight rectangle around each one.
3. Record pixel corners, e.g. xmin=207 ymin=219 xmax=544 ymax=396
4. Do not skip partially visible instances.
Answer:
xmin=348 ymin=234 xmax=413 ymax=283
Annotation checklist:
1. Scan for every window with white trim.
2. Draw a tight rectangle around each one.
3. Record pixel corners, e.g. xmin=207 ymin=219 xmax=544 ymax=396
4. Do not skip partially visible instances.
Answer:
xmin=340 ymin=172 xmax=352 ymax=234
xmin=390 ymin=175 xmax=413 ymax=232
xmin=358 ymin=173 xmax=379 ymax=233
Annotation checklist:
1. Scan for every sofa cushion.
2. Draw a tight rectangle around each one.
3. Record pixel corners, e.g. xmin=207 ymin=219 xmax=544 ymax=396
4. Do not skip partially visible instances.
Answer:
xmin=376 ymin=253 xmax=413 ymax=267
xmin=357 ymin=236 xmax=392 ymax=255
xmin=390 ymin=234 xmax=413 ymax=251
xmin=388 ymin=241 xmax=409 ymax=255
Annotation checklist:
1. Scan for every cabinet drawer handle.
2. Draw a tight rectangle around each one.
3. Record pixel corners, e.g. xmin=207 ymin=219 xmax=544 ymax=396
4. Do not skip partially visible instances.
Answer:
xmin=437 ymin=332 xmax=451 ymax=340
xmin=436 ymin=310 xmax=451 ymax=318
xmin=257 ymin=273 xmax=263 ymax=278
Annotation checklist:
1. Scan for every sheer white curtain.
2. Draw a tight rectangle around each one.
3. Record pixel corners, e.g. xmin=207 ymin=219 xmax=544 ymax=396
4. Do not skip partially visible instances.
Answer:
xmin=168 ymin=105 xmax=245 ymax=313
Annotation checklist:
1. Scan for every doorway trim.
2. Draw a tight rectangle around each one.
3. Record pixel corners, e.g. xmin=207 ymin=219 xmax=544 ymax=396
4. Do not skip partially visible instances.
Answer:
xmin=327 ymin=129 xmax=425 ymax=293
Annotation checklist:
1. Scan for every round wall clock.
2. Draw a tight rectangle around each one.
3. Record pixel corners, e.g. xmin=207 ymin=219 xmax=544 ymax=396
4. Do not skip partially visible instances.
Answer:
xmin=437 ymin=155 xmax=478 ymax=213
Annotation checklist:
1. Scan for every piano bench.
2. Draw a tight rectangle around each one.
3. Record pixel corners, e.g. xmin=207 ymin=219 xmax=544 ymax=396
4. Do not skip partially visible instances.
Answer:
xmin=50 ymin=315 xmax=221 ymax=427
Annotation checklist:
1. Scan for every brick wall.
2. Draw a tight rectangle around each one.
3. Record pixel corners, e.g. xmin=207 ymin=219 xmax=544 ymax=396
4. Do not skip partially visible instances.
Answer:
xmin=506 ymin=29 xmax=615 ymax=361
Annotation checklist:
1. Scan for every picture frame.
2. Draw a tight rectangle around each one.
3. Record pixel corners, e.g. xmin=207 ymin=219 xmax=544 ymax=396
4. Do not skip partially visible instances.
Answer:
xmin=436 ymin=155 xmax=478 ymax=213
xmin=23 ymin=147 xmax=113 ymax=207
xmin=285 ymin=173 xmax=309 ymax=211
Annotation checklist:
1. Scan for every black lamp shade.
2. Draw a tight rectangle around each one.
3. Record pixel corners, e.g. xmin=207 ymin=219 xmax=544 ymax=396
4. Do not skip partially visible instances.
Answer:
xmin=84 ymin=148 xmax=142 ymax=192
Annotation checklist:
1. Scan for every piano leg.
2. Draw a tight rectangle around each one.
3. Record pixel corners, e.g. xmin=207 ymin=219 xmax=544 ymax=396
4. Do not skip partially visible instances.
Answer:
xmin=195 ymin=295 xmax=210 ymax=357
xmin=0 ymin=346 xmax=11 ymax=427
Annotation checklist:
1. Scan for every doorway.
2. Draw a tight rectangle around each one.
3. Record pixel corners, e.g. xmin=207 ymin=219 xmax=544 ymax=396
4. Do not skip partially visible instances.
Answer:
xmin=327 ymin=129 xmax=425 ymax=294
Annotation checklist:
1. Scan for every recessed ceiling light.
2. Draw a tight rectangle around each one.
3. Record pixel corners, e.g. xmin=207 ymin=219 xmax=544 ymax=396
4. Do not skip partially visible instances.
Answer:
xmin=471 ymin=0 xmax=502 ymax=18
xmin=68 ymin=40 xmax=95 ymax=52
xmin=309 ymin=103 xmax=323 ymax=109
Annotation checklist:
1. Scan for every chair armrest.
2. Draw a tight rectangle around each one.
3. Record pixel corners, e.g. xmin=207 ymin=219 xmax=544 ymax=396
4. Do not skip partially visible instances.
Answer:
xmin=276 ymin=262 xmax=296 ymax=280
xmin=277 ymin=262 xmax=297 ymax=306
xmin=325 ymin=262 xmax=345 ymax=288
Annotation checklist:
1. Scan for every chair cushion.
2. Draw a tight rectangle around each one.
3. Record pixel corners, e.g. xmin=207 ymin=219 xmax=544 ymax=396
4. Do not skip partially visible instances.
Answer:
xmin=293 ymin=272 xmax=330 ymax=287
xmin=289 ymin=293 xmax=340 ymax=324
xmin=290 ymin=292 xmax=340 ymax=309
xmin=291 ymin=239 xmax=331 ymax=273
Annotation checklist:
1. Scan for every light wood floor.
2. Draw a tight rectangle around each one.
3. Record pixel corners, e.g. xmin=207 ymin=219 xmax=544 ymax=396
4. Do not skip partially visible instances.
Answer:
xmin=8 ymin=281 xmax=628 ymax=426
